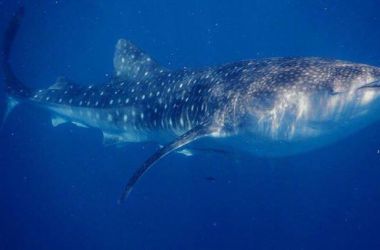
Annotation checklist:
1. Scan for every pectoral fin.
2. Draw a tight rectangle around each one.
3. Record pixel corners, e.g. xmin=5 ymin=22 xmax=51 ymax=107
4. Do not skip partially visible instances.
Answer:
xmin=119 ymin=124 xmax=212 ymax=202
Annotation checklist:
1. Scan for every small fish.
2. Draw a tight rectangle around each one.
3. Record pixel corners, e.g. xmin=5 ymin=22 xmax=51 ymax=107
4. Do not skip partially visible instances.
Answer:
xmin=205 ymin=176 xmax=216 ymax=183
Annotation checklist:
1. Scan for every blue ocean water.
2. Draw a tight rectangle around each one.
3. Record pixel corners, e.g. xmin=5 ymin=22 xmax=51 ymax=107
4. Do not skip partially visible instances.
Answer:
xmin=1 ymin=0 xmax=380 ymax=249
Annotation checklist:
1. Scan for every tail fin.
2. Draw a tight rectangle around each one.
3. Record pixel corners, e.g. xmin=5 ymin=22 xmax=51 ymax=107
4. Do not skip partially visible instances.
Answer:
xmin=2 ymin=7 xmax=30 ymax=98
xmin=1 ymin=7 xmax=30 ymax=128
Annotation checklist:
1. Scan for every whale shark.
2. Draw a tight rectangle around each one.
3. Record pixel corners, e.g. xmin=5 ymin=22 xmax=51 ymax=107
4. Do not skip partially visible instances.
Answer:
xmin=3 ymin=8 xmax=380 ymax=201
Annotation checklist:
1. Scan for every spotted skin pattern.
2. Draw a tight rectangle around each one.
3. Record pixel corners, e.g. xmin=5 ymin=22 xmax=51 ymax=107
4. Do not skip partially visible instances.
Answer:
xmin=4 ymin=8 xmax=380 ymax=200
xmin=28 ymin=57 xmax=380 ymax=145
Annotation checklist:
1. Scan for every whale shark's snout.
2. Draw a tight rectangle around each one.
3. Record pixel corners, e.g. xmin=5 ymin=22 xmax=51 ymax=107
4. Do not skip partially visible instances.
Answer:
xmin=356 ymin=78 xmax=380 ymax=91
xmin=340 ymin=65 xmax=380 ymax=107
xmin=326 ymin=62 xmax=380 ymax=94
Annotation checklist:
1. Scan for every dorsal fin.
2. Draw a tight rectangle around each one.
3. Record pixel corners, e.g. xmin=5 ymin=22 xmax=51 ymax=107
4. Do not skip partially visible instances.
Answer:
xmin=113 ymin=39 xmax=167 ymax=81
xmin=48 ymin=77 xmax=70 ymax=90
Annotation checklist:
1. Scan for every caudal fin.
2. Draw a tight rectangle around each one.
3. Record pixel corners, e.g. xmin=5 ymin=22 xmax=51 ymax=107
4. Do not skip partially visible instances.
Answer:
xmin=1 ymin=7 xmax=30 ymax=128
xmin=2 ymin=7 xmax=30 ymax=98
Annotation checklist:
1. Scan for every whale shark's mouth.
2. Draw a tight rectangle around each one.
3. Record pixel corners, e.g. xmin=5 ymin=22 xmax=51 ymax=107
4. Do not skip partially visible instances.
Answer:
xmin=357 ymin=80 xmax=380 ymax=90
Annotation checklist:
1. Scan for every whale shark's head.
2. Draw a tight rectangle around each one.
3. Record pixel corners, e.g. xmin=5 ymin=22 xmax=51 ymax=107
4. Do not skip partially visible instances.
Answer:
xmin=219 ymin=59 xmax=380 ymax=155
xmin=328 ymin=61 xmax=380 ymax=93
xmin=300 ymin=60 xmax=380 ymax=120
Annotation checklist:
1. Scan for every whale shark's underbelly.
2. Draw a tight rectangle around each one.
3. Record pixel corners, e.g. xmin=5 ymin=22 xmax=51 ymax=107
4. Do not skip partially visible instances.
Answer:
xmin=238 ymin=91 xmax=380 ymax=156
xmin=46 ymin=103 xmax=187 ymax=144
xmin=42 ymin=88 xmax=380 ymax=156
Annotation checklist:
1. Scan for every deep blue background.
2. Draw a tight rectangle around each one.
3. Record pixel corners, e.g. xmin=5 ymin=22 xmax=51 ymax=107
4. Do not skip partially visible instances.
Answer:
xmin=1 ymin=0 xmax=380 ymax=249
